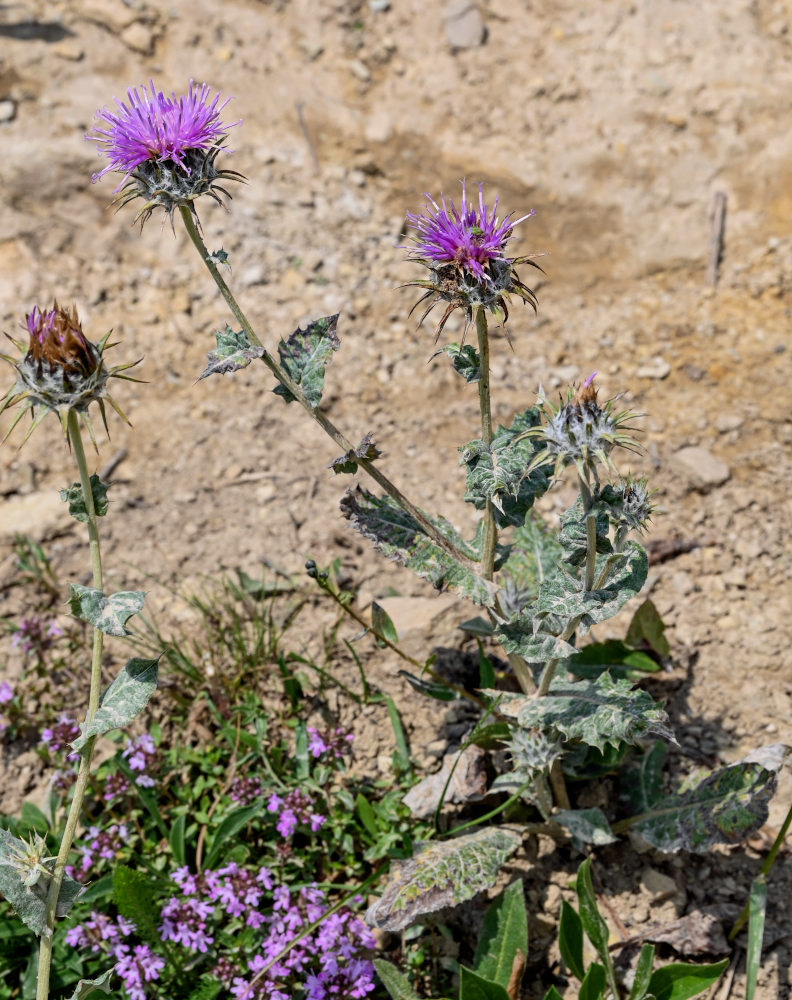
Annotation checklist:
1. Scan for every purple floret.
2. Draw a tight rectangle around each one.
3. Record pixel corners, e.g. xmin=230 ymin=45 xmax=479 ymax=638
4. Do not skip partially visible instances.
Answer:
xmin=88 ymin=80 xmax=239 ymax=182
xmin=406 ymin=181 xmax=534 ymax=283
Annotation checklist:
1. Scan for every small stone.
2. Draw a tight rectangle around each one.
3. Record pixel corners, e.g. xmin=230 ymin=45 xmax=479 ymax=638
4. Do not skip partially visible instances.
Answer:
xmin=0 ymin=100 xmax=16 ymax=123
xmin=682 ymin=364 xmax=705 ymax=381
xmin=52 ymin=40 xmax=84 ymax=61
xmin=636 ymin=356 xmax=671 ymax=379
xmin=641 ymin=866 xmax=679 ymax=902
xmin=364 ymin=110 xmax=393 ymax=143
xmin=121 ymin=21 xmax=155 ymax=54
xmin=349 ymin=59 xmax=371 ymax=82
xmin=673 ymin=446 xmax=730 ymax=491
xmin=714 ymin=412 xmax=743 ymax=433
xmin=443 ymin=0 xmax=486 ymax=50
xmin=665 ymin=113 xmax=687 ymax=129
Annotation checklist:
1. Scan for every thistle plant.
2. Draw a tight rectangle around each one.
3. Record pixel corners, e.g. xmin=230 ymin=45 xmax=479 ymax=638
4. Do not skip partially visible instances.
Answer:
xmin=79 ymin=77 xmax=788 ymax=995
xmin=0 ymin=304 xmax=158 ymax=1000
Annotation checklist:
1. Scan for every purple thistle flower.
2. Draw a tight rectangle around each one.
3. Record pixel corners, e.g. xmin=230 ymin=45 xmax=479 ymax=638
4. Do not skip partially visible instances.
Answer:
xmin=406 ymin=182 xmax=533 ymax=284
xmin=404 ymin=181 xmax=542 ymax=340
xmin=87 ymin=80 xmax=244 ymax=226
xmin=88 ymin=80 xmax=238 ymax=183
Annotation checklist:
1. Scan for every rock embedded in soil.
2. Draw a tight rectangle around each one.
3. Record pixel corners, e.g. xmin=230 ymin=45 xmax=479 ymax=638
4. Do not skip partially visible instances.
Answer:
xmin=673 ymin=446 xmax=731 ymax=491
xmin=443 ymin=0 xmax=486 ymax=49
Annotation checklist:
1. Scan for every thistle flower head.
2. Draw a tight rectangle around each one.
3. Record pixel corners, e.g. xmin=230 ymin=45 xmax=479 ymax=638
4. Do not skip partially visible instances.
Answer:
xmin=6 ymin=832 xmax=56 ymax=888
xmin=522 ymin=374 xmax=642 ymax=484
xmin=1 ymin=303 xmax=140 ymax=447
xmin=87 ymin=80 xmax=244 ymax=226
xmin=603 ymin=474 xmax=657 ymax=535
xmin=404 ymin=181 xmax=542 ymax=340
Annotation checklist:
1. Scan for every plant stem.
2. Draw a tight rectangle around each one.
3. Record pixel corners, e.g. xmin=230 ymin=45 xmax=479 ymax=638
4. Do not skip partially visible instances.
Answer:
xmin=36 ymin=411 xmax=105 ymax=1000
xmin=585 ymin=512 xmax=597 ymax=591
xmin=729 ymin=801 xmax=792 ymax=940
xmin=475 ymin=308 xmax=497 ymax=581
xmin=178 ymin=207 xmax=476 ymax=574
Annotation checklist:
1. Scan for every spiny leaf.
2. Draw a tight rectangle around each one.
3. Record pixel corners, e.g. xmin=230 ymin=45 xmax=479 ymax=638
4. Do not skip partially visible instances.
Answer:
xmin=461 ymin=408 xmax=550 ymax=528
xmin=341 ymin=486 xmax=495 ymax=606
xmin=0 ymin=828 xmax=82 ymax=937
xmin=554 ymin=808 xmax=617 ymax=848
xmin=59 ymin=474 xmax=109 ymax=522
xmin=434 ymin=342 xmax=481 ymax=382
xmin=329 ymin=433 xmax=382 ymax=475
xmin=509 ymin=673 xmax=674 ymax=753
xmin=64 ymin=970 xmax=115 ymax=999
xmin=365 ymin=827 xmax=522 ymax=932
xmin=629 ymin=744 xmax=788 ymax=853
xmin=71 ymin=657 xmax=159 ymax=752
xmin=69 ymin=585 xmax=145 ymax=637
xmin=198 ymin=325 xmax=264 ymax=380
xmin=273 ymin=314 xmax=340 ymax=406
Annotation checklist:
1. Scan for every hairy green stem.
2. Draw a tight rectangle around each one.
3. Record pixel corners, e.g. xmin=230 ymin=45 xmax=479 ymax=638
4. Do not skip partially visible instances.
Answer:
xmin=729 ymin=801 xmax=792 ymax=940
xmin=475 ymin=309 xmax=497 ymax=580
xmin=585 ymin=513 xmax=597 ymax=591
xmin=37 ymin=411 xmax=105 ymax=1000
xmin=179 ymin=207 xmax=477 ymax=573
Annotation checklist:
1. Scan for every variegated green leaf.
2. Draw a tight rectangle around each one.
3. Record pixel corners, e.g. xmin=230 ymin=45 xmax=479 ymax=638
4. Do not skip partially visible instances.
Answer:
xmin=59 ymin=474 xmax=109 ymax=522
xmin=273 ymin=314 xmax=339 ymax=406
xmin=69 ymin=586 xmax=145 ymax=637
xmin=629 ymin=744 xmax=788 ymax=853
xmin=64 ymin=970 xmax=115 ymax=999
xmin=341 ymin=487 xmax=495 ymax=606
xmin=365 ymin=827 xmax=522 ymax=932
xmin=434 ymin=342 xmax=481 ymax=382
xmin=461 ymin=408 xmax=550 ymax=528
xmin=555 ymin=808 xmax=617 ymax=848
xmin=512 ymin=673 xmax=674 ymax=752
xmin=198 ymin=326 xmax=264 ymax=380
xmin=71 ymin=657 xmax=159 ymax=752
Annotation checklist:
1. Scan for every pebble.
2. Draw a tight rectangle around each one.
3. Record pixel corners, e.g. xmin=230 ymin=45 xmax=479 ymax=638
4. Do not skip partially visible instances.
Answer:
xmin=673 ymin=446 xmax=730 ymax=491
xmin=349 ymin=59 xmax=371 ymax=82
xmin=443 ymin=0 xmax=486 ymax=50
xmin=714 ymin=412 xmax=743 ymax=432
xmin=52 ymin=40 xmax=84 ymax=61
xmin=0 ymin=100 xmax=16 ymax=123
xmin=641 ymin=866 xmax=681 ymax=903
xmin=121 ymin=21 xmax=156 ymax=54
xmin=636 ymin=356 xmax=671 ymax=379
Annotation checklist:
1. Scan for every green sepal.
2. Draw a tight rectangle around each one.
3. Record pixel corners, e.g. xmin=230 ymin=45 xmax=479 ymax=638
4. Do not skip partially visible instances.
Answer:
xmin=71 ymin=657 xmax=159 ymax=752
xmin=273 ymin=314 xmax=339 ymax=406
xmin=69 ymin=585 xmax=145 ymax=637
xmin=59 ymin=474 xmax=109 ymax=522
xmin=197 ymin=325 xmax=264 ymax=380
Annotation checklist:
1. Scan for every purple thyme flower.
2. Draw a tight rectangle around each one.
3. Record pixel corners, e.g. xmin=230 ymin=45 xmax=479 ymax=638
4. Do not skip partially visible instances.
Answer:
xmin=88 ymin=80 xmax=238 ymax=183
xmin=230 ymin=774 xmax=264 ymax=804
xmin=0 ymin=681 xmax=13 ymax=704
xmin=11 ymin=615 xmax=63 ymax=657
xmin=115 ymin=943 xmax=166 ymax=1000
xmin=307 ymin=726 xmax=354 ymax=761
xmin=406 ymin=181 xmax=533 ymax=285
xmin=122 ymin=732 xmax=158 ymax=787
xmin=39 ymin=715 xmax=80 ymax=754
